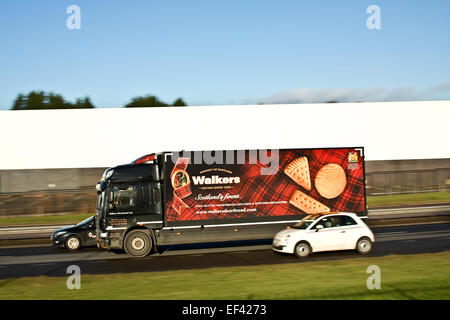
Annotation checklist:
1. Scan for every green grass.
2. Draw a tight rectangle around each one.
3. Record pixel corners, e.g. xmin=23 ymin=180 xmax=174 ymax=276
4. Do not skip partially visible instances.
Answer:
xmin=0 ymin=213 xmax=92 ymax=227
xmin=367 ymin=191 xmax=450 ymax=207
xmin=1 ymin=251 xmax=449 ymax=300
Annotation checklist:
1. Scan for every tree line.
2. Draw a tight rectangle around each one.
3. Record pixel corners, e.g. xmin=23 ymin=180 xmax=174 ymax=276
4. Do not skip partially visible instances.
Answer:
xmin=11 ymin=91 xmax=187 ymax=110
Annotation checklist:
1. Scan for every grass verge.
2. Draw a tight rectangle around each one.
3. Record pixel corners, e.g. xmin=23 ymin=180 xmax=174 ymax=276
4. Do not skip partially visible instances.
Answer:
xmin=0 ymin=251 xmax=449 ymax=300
xmin=367 ymin=191 xmax=450 ymax=207
xmin=0 ymin=213 xmax=92 ymax=227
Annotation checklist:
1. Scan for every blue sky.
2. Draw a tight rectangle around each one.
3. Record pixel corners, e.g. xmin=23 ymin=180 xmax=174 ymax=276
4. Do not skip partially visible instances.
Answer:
xmin=0 ymin=0 xmax=449 ymax=109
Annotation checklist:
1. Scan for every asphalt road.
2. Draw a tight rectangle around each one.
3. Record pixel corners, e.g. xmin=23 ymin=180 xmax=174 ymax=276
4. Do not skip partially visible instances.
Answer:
xmin=0 ymin=222 xmax=449 ymax=279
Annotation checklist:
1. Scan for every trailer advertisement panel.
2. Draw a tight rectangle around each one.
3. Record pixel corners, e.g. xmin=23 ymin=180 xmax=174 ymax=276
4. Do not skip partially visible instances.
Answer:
xmin=164 ymin=148 xmax=366 ymax=222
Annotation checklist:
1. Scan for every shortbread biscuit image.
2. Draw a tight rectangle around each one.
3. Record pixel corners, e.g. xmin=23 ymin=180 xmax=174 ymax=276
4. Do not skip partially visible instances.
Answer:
xmin=289 ymin=190 xmax=330 ymax=214
xmin=315 ymin=163 xmax=347 ymax=199
xmin=284 ymin=157 xmax=311 ymax=190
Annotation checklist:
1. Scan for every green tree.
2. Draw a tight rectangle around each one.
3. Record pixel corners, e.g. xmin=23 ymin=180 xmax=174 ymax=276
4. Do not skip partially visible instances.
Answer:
xmin=11 ymin=91 xmax=95 ymax=110
xmin=12 ymin=94 xmax=26 ymax=110
xmin=172 ymin=98 xmax=187 ymax=106
xmin=74 ymin=97 xmax=95 ymax=108
xmin=124 ymin=95 xmax=169 ymax=108
xmin=124 ymin=94 xmax=187 ymax=108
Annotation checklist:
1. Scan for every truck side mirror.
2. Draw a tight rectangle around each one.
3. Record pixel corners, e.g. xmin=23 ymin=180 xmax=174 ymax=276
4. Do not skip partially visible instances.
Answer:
xmin=315 ymin=225 xmax=324 ymax=232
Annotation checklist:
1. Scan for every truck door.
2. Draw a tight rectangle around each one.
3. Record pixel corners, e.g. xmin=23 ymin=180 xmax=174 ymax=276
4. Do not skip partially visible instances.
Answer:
xmin=107 ymin=182 xmax=163 ymax=225
xmin=134 ymin=182 xmax=163 ymax=221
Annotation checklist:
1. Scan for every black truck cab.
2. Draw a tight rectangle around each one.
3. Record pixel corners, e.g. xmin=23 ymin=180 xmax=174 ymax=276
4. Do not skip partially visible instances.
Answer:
xmin=95 ymin=154 xmax=164 ymax=256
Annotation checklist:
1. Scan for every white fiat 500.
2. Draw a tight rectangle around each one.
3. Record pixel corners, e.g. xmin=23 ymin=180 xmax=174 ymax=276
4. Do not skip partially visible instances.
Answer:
xmin=273 ymin=212 xmax=375 ymax=258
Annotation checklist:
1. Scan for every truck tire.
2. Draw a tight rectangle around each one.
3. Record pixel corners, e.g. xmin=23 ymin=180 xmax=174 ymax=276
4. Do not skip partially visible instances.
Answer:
xmin=294 ymin=241 xmax=311 ymax=258
xmin=65 ymin=236 xmax=81 ymax=251
xmin=124 ymin=230 xmax=152 ymax=257
xmin=356 ymin=237 xmax=372 ymax=254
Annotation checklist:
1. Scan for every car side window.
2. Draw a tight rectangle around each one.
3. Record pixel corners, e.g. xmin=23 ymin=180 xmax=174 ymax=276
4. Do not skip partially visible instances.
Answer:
xmin=313 ymin=216 xmax=347 ymax=229
xmin=313 ymin=217 xmax=332 ymax=229
xmin=330 ymin=216 xmax=344 ymax=227
xmin=341 ymin=216 xmax=357 ymax=226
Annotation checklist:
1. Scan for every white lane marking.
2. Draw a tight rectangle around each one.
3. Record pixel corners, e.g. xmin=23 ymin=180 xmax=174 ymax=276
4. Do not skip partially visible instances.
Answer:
xmin=377 ymin=230 xmax=450 ymax=238
xmin=372 ymin=221 xmax=450 ymax=228
xmin=228 ymin=251 xmax=252 ymax=254
xmin=376 ymin=232 xmax=450 ymax=242
xmin=376 ymin=231 xmax=409 ymax=235
xmin=0 ymin=244 xmax=52 ymax=249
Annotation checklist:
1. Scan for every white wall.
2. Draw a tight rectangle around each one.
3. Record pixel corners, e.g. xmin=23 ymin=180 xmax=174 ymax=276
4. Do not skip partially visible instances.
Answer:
xmin=0 ymin=100 xmax=449 ymax=169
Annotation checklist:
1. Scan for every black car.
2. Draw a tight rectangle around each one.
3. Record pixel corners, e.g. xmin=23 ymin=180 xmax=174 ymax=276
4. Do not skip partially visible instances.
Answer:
xmin=51 ymin=216 xmax=97 ymax=250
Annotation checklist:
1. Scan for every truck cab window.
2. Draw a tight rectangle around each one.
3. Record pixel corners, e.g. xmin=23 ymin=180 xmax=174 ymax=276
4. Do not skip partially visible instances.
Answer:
xmin=110 ymin=185 xmax=136 ymax=211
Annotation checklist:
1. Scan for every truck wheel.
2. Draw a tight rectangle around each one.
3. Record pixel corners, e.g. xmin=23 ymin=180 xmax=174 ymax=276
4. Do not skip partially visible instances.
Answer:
xmin=124 ymin=230 xmax=152 ymax=257
xmin=294 ymin=241 xmax=311 ymax=258
xmin=65 ymin=236 xmax=81 ymax=251
xmin=356 ymin=237 xmax=372 ymax=254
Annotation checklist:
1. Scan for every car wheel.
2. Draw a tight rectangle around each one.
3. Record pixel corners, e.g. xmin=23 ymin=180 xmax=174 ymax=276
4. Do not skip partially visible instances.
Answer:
xmin=65 ymin=236 xmax=81 ymax=251
xmin=124 ymin=230 xmax=152 ymax=257
xmin=356 ymin=237 xmax=372 ymax=254
xmin=294 ymin=241 xmax=311 ymax=258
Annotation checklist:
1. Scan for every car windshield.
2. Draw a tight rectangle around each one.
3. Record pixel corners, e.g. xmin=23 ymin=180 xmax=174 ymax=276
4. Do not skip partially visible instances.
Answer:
xmin=292 ymin=215 xmax=320 ymax=229
xmin=76 ymin=216 xmax=94 ymax=227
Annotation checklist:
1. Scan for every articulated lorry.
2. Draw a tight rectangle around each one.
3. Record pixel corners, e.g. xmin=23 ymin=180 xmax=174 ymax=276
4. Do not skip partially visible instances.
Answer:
xmin=95 ymin=147 xmax=367 ymax=257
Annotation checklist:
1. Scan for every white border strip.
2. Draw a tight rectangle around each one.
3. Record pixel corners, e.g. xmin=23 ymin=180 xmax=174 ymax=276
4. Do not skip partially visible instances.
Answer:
xmin=138 ymin=221 xmax=163 ymax=224
xmin=106 ymin=226 xmax=127 ymax=230
xmin=162 ymin=220 xmax=301 ymax=230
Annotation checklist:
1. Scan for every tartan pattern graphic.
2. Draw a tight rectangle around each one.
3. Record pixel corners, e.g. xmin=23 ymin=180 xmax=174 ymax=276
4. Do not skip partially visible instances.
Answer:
xmin=166 ymin=149 xmax=365 ymax=221
xmin=170 ymin=158 xmax=192 ymax=215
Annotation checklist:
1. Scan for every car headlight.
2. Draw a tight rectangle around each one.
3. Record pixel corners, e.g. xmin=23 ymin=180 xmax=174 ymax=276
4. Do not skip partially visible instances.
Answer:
xmin=280 ymin=235 xmax=290 ymax=243
xmin=53 ymin=231 xmax=67 ymax=237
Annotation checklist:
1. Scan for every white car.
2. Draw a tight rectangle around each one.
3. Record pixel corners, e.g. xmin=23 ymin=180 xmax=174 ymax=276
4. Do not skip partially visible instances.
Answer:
xmin=273 ymin=212 xmax=375 ymax=258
